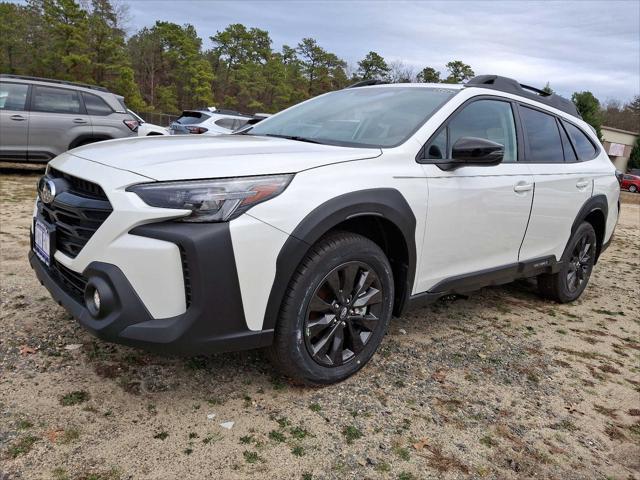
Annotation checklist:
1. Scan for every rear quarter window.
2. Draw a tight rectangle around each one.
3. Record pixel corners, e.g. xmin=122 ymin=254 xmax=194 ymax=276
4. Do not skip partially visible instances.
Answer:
xmin=562 ymin=120 xmax=597 ymax=161
xmin=83 ymin=93 xmax=113 ymax=116
xmin=177 ymin=112 xmax=210 ymax=125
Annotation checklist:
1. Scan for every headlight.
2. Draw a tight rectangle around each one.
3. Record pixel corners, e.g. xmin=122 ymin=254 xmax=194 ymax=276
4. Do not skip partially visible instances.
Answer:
xmin=127 ymin=174 xmax=293 ymax=222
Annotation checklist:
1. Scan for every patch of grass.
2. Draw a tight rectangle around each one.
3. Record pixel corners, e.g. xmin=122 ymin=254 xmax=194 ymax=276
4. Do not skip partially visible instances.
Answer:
xmin=291 ymin=445 xmax=305 ymax=457
xmin=479 ymin=435 xmax=497 ymax=447
xmin=202 ymin=432 xmax=222 ymax=445
xmin=52 ymin=467 xmax=70 ymax=480
xmin=309 ymin=402 xmax=322 ymax=412
xmin=342 ymin=425 xmax=363 ymax=444
xmin=60 ymin=390 xmax=90 ymax=406
xmin=8 ymin=434 xmax=38 ymax=458
xmin=552 ymin=419 xmax=578 ymax=432
xmin=243 ymin=450 xmax=262 ymax=464
xmin=153 ymin=431 xmax=169 ymax=440
xmin=271 ymin=376 xmax=287 ymax=390
xmin=398 ymin=472 xmax=416 ymax=480
xmin=375 ymin=462 xmax=391 ymax=473
xmin=61 ymin=427 xmax=81 ymax=444
xmin=604 ymin=424 xmax=626 ymax=441
xmin=186 ymin=356 xmax=208 ymax=370
xmin=594 ymin=404 xmax=618 ymax=419
xmin=275 ymin=416 xmax=291 ymax=428
xmin=289 ymin=426 xmax=310 ymax=440
xmin=393 ymin=445 xmax=411 ymax=461
xmin=269 ymin=430 xmax=286 ymax=442
xmin=243 ymin=394 xmax=252 ymax=408
xmin=188 ymin=432 xmax=199 ymax=440
xmin=629 ymin=422 xmax=640 ymax=438
xmin=16 ymin=418 xmax=34 ymax=429
xmin=302 ymin=473 xmax=313 ymax=480
xmin=240 ymin=434 xmax=254 ymax=444
xmin=183 ymin=448 xmax=193 ymax=455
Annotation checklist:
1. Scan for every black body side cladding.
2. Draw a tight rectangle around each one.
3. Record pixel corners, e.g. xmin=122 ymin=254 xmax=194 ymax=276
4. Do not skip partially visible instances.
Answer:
xmin=408 ymin=255 xmax=560 ymax=309
xmin=263 ymin=188 xmax=417 ymax=329
xmin=30 ymin=222 xmax=273 ymax=355
xmin=571 ymin=194 xmax=608 ymax=262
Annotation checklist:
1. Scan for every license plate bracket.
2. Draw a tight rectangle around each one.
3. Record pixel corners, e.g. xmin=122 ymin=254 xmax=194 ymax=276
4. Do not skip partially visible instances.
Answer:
xmin=33 ymin=218 xmax=56 ymax=266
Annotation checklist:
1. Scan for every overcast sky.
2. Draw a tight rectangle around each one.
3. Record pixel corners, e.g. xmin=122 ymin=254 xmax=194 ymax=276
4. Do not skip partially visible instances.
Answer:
xmin=85 ymin=1 xmax=640 ymax=102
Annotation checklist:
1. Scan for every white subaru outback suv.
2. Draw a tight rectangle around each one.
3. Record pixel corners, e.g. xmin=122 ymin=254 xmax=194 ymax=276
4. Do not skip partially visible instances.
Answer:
xmin=30 ymin=75 xmax=619 ymax=385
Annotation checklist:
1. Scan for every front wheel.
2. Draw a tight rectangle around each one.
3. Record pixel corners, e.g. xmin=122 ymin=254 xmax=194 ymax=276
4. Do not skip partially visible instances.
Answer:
xmin=537 ymin=222 xmax=597 ymax=303
xmin=629 ymin=185 xmax=638 ymax=193
xmin=268 ymin=232 xmax=394 ymax=385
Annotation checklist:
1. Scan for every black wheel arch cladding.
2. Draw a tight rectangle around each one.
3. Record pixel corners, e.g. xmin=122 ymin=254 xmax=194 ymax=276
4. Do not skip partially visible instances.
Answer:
xmin=263 ymin=188 xmax=416 ymax=330
xmin=571 ymin=194 xmax=608 ymax=263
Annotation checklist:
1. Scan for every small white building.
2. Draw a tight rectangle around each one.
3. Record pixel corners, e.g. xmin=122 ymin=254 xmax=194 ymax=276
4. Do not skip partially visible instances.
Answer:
xmin=601 ymin=126 xmax=638 ymax=171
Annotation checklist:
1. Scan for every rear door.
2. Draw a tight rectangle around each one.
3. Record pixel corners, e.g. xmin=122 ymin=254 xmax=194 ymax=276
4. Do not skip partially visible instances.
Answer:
xmin=415 ymin=97 xmax=535 ymax=293
xmin=0 ymin=81 xmax=31 ymax=162
xmin=28 ymin=85 xmax=92 ymax=161
xmin=517 ymin=105 xmax=594 ymax=262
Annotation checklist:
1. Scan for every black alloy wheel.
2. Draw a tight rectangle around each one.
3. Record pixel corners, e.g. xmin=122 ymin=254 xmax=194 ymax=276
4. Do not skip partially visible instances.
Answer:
xmin=303 ymin=261 xmax=383 ymax=367
xmin=566 ymin=234 xmax=594 ymax=294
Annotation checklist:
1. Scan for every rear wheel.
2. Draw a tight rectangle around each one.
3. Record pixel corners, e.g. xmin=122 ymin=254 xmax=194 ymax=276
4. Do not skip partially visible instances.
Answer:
xmin=268 ymin=232 xmax=394 ymax=385
xmin=537 ymin=222 xmax=596 ymax=303
xmin=629 ymin=184 xmax=638 ymax=193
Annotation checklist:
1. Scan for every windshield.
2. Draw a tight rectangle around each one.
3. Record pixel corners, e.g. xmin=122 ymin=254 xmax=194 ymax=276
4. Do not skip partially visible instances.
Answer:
xmin=248 ymin=87 xmax=456 ymax=148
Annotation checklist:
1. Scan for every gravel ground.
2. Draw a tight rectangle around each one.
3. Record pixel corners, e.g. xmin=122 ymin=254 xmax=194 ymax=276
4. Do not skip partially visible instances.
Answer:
xmin=1 ymin=172 xmax=639 ymax=480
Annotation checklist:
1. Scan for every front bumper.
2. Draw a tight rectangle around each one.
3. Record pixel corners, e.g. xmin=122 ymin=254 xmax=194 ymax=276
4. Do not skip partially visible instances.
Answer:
xmin=30 ymin=221 xmax=274 ymax=355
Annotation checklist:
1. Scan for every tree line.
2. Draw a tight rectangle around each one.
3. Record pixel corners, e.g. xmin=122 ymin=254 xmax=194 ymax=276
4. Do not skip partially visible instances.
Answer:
xmin=1 ymin=0 xmax=638 ymax=146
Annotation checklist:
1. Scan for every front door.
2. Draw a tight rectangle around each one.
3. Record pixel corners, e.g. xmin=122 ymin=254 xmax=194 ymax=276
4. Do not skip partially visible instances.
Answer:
xmin=415 ymin=98 xmax=534 ymax=293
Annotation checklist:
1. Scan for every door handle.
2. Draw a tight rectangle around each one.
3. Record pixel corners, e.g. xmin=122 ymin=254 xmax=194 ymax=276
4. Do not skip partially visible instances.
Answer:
xmin=514 ymin=182 xmax=533 ymax=193
xmin=10 ymin=114 xmax=26 ymax=121
xmin=73 ymin=118 xmax=88 ymax=124
xmin=576 ymin=179 xmax=590 ymax=189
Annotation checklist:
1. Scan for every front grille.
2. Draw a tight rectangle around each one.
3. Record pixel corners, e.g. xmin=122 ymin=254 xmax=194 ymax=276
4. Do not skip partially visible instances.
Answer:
xmin=38 ymin=172 xmax=112 ymax=258
xmin=51 ymin=260 xmax=87 ymax=303
xmin=49 ymin=167 xmax=109 ymax=201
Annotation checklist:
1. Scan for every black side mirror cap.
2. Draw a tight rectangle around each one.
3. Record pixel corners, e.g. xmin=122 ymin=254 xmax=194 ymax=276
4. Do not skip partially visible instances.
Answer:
xmin=436 ymin=137 xmax=504 ymax=171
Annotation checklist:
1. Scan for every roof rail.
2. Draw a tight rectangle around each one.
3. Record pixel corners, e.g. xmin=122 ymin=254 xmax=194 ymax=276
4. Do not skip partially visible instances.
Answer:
xmin=464 ymin=75 xmax=581 ymax=118
xmin=346 ymin=79 xmax=388 ymax=89
xmin=0 ymin=74 xmax=110 ymax=93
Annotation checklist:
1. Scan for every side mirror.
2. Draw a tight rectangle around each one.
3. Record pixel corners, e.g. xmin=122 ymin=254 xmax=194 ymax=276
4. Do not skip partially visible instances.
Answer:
xmin=438 ymin=137 xmax=504 ymax=170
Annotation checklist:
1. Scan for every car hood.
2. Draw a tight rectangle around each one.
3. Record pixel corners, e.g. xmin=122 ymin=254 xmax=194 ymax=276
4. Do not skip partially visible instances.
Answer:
xmin=69 ymin=134 xmax=382 ymax=181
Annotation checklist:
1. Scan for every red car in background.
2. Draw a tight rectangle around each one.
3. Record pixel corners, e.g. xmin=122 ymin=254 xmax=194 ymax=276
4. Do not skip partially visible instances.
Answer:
xmin=621 ymin=174 xmax=640 ymax=193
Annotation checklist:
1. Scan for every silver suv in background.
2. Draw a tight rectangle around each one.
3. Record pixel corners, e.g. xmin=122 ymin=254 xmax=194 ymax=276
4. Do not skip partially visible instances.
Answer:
xmin=0 ymin=75 xmax=138 ymax=163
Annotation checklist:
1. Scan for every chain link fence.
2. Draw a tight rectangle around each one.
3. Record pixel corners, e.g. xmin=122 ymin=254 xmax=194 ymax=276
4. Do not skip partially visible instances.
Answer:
xmin=137 ymin=112 xmax=179 ymax=127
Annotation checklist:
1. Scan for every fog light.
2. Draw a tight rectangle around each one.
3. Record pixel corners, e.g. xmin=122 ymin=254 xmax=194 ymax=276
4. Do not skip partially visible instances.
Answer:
xmin=84 ymin=277 xmax=114 ymax=319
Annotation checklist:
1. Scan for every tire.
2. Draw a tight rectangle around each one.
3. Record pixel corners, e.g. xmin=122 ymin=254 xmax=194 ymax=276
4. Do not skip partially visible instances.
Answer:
xmin=268 ymin=232 xmax=394 ymax=385
xmin=537 ymin=222 xmax=597 ymax=303
xmin=629 ymin=185 xmax=638 ymax=193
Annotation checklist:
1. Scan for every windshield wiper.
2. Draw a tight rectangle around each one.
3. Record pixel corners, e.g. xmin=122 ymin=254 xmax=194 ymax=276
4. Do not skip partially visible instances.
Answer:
xmin=262 ymin=134 xmax=322 ymax=144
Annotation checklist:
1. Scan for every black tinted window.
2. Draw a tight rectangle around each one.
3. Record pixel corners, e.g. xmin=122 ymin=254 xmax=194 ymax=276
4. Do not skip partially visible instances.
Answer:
xmin=83 ymin=93 xmax=112 ymax=115
xmin=176 ymin=111 xmax=209 ymax=125
xmin=448 ymin=100 xmax=517 ymax=162
xmin=32 ymin=86 xmax=81 ymax=114
xmin=562 ymin=121 xmax=597 ymax=161
xmin=559 ymin=122 xmax=577 ymax=162
xmin=426 ymin=129 xmax=446 ymax=159
xmin=215 ymin=118 xmax=236 ymax=129
xmin=0 ymin=82 xmax=29 ymax=111
xmin=520 ymin=106 xmax=563 ymax=162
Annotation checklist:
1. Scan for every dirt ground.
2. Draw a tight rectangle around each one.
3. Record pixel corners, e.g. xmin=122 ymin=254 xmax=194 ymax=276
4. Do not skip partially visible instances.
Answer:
xmin=1 ymin=171 xmax=639 ymax=480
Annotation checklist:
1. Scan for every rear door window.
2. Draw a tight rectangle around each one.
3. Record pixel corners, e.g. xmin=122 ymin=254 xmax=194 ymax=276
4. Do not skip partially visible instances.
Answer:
xmin=519 ymin=106 xmax=564 ymax=162
xmin=83 ymin=93 xmax=113 ymax=116
xmin=32 ymin=86 xmax=82 ymax=114
xmin=215 ymin=118 xmax=237 ymax=129
xmin=0 ymin=82 xmax=29 ymax=111
xmin=562 ymin=120 xmax=597 ymax=161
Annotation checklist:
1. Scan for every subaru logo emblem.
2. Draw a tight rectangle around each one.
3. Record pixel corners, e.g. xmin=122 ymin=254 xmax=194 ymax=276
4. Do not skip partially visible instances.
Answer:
xmin=38 ymin=177 xmax=56 ymax=204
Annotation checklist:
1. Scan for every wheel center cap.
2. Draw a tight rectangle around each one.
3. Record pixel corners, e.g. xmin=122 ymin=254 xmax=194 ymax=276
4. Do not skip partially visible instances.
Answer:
xmin=339 ymin=306 xmax=348 ymax=320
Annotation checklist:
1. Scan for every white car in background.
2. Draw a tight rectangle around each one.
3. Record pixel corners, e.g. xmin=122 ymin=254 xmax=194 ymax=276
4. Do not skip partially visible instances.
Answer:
xmin=128 ymin=110 xmax=169 ymax=136
xmin=169 ymin=108 xmax=256 ymax=136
